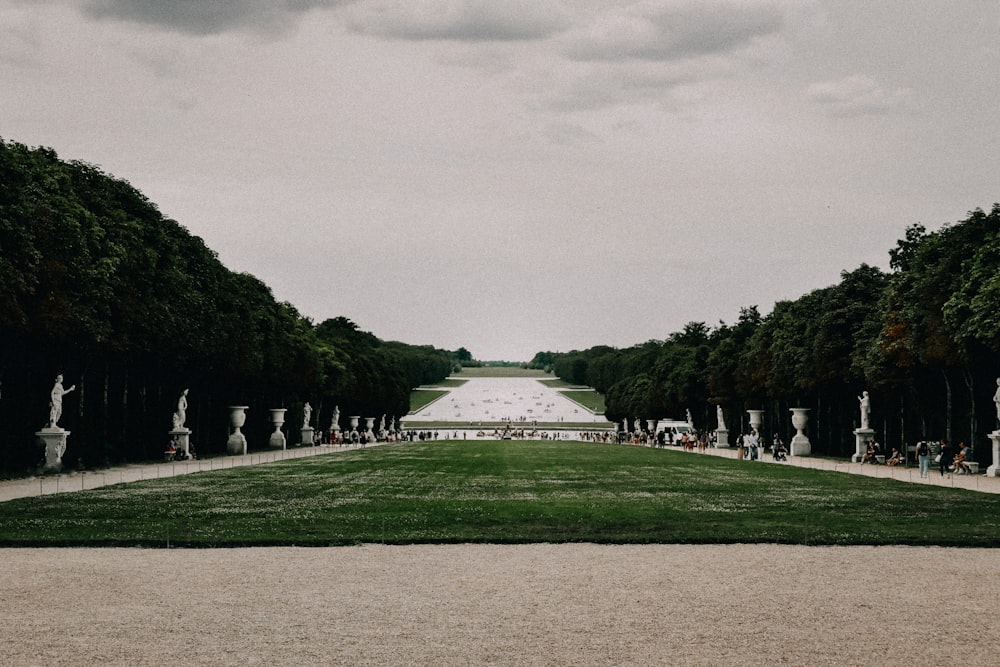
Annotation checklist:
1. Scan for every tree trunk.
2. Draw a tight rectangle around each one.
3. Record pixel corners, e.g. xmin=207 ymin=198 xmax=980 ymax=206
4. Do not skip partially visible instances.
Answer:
xmin=963 ymin=370 xmax=975 ymax=456
xmin=942 ymin=370 xmax=952 ymax=443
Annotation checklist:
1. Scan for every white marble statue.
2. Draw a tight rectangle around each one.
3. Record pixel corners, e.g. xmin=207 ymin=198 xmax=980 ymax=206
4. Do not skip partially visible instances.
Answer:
xmin=686 ymin=409 xmax=693 ymax=426
xmin=172 ymin=389 xmax=189 ymax=430
xmin=48 ymin=374 xmax=75 ymax=428
xmin=716 ymin=405 xmax=726 ymax=431
xmin=332 ymin=405 xmax=340 ymax=430
xmin=993 ymin=378 xmax=1000 ymax=426
xmin=858 ymin=391 xmax=870 ymax=430
xmin=303 ymin=402 xmax=312 ymax=429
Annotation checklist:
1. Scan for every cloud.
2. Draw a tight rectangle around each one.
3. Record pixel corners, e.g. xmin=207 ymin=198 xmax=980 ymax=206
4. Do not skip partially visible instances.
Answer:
xmin=805 ymin=75 xmax=913 ymax=116
xmin=77 ymin=0 xmax=353 ymax=36
xmin=345 ymin=0 xmax=570 ymax=42
xmin=543 ymin=65 xmax=695 ymax=112
xmin=561 ymin=1 xmax=784 ymax=63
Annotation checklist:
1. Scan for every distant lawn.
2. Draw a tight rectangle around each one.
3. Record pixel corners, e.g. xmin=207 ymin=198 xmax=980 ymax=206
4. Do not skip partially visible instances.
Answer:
xmin=559 ymin=389 xmax=605 ymax=413
xmin=1 ymin=441 xmax=998 ymax=548
xmin=409 ymin=389 xmax=449 ymax=412
xmin=429 ymin=379 xmax=468 ymax=388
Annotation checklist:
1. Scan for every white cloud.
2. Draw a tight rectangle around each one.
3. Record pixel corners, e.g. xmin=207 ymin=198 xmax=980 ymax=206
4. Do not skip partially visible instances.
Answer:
xmin=345 ymin=0 xmax=570 ymax=42
xmin=561 ymin=0 xmax=784 ymax=63
xmin=805 ymin=75 xmax=913 ymax=116
xmin=76 ymin=0 xmax=353 ymax=35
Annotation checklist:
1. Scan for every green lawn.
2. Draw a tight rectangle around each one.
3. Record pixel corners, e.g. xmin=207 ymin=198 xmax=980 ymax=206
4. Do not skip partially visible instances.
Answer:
xmin=2 ymin=440 xmax=998 ymax=547
xmin=559 ymin=389 xmax=606 ymax=413
xmin=409 ymin=389 xmax=449 ymax=412
xmin=429 ymin=378 xmax=468 ymax=388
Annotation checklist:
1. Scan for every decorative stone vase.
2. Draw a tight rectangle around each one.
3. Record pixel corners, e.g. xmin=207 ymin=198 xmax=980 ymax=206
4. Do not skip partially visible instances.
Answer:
xmin=747 ymin=410 xmax=764 ymax=434
xmin=349 ymin=416 xmax=360 ymax=431
xmin=227 ymin=406 xmax=249 ymax=455
xmin=789 ymin=407 xmax=811 ymax=456
xmin=269 ymin=408 xmax=287 ymax=450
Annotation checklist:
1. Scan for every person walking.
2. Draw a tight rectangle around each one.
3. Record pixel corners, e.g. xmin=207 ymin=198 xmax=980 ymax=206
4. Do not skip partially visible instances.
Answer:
xmin=938 ymin=440 xmax=953 ymax=476
xmin=916 ymin=441 xmax=931 ymax=478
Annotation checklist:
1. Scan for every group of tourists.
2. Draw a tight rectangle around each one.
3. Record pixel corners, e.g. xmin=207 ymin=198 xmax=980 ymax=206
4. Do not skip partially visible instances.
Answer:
xmin=915 ymin=440 xmax=974 ymax=478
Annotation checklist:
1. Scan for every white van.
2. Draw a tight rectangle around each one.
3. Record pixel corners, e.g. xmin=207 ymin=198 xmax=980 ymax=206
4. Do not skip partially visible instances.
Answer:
xmin=655 ymin=420 xmax=694 ymax=439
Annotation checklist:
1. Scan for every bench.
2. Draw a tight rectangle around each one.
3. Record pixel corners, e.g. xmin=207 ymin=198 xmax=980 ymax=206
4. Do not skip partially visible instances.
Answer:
xmin=953 ymin=461 xmax=979 ymax=474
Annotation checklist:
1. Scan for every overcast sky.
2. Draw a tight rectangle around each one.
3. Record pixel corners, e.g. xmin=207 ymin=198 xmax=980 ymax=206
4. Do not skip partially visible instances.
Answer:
xmin=2 ymin=1 xmax=997 ymax=361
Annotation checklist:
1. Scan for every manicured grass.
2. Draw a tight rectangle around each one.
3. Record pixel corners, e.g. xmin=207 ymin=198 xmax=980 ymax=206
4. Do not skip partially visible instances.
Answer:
xmin=538 ymin=378 xmax=574 ymax=387
xmin=1 ymin=440 xmax=998 ymax=547
xmin=559 ymin=389 xmax=606 ymax=413
xmin=429 ymin=379 xmax=468 ymax=388
xmin=409 ymin=389 xmax=449 ymax=412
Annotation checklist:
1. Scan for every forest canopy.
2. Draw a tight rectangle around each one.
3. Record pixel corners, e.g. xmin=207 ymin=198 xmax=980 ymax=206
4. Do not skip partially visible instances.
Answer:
xmin=533 ymin=205 xmax=1000 ymax=459
xmin=0 ymin=138 xmax=463 ymax=473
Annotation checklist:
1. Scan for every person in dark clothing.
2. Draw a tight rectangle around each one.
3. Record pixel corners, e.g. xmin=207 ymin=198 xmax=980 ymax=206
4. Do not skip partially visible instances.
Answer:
xmin=939 ymin=440 xmax=953 ymax=476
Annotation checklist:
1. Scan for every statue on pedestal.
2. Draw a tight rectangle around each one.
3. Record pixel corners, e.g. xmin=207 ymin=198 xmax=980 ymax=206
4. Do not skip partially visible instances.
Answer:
xmin=716 ymin=405 xmax=726 ymax=431
xmin=332 ymin=405 xmax=340 ymax=430
xmin=172 ymin=389 xmax=189 ymax=430
xmin=993 ymin=378 xmax=1000 ymax=428
xmin=858 ymin=391 xmax=870 ymax=430
xmin=302 ymin=402 xmax=312 ymax=429
xmin=48 ymin=374 xmax=75 ymax=428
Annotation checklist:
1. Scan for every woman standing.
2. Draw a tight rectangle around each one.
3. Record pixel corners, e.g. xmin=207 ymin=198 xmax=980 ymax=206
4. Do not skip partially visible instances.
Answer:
xmin=938 ymin=440 xmax=953 ymax=476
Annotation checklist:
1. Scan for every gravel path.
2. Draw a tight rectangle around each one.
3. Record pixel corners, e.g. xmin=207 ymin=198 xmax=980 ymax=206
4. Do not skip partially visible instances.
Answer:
xmin=2 ymin=543 xmax=998 ymax=666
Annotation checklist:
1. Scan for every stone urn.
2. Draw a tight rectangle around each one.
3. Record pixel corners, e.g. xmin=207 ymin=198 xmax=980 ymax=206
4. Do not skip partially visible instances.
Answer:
xmin=349 ymin=416 xmax=360 ymax=431
xmin=227 ymin=406 xmax=249 ymax=455
xmin=269 ymin=408 xmax=287 ymax=450
xmin=789 ymin=407 xmax=811 ymax=456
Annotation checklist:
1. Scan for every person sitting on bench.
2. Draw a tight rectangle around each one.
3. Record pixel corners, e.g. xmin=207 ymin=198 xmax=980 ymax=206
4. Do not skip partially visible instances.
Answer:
xmin=886 ymin=447 xmax=902 ymax=466
xmin=952 ymin=442 xmax=972 ymax=474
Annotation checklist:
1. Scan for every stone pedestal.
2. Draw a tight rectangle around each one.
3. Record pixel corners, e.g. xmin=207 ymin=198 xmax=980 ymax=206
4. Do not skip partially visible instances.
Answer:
xmin=269 ymin=409 xmax=287 ymax=450
xmin=987 ymin=431 xmax=1000 ymax=477
xmin=716 ymin=428 xmax=730 ymax=448
xmin=227 ymin=406 xmax=249 ymax=456
xmin=789 ymin=407 xmax=811 ymax=456
xmin=37 ymin=428 xmax=69 ymax=473
xmin=300 ymin=427 xmax=315 ymax=447
xmin=852 ymin=428 xmax=875 ymax=462
xmin=169 ymin=429 xmax=192 ymax=457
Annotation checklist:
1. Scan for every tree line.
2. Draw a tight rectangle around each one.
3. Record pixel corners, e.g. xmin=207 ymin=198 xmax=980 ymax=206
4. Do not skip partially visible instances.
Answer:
xmin=0 ymin=138 xmax=464 ymax=474
xmin=532 ymin=203 xmax=1000 ymax=461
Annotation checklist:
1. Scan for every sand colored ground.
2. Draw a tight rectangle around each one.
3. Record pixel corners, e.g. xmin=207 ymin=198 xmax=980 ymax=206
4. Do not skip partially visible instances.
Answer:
xmin=2 ymin=543 xmax=999 ymax=666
